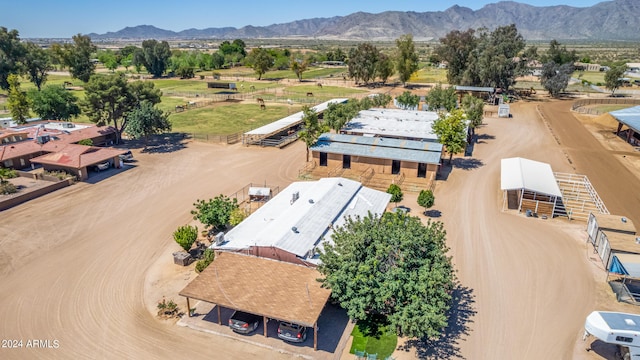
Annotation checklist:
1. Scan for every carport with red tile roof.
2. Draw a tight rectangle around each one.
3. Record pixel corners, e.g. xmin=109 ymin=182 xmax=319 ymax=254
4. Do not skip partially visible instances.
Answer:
xmin=29 ymin=144 xmax=127 ymax=180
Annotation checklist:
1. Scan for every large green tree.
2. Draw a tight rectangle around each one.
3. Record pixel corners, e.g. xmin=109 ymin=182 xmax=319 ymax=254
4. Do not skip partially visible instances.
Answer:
xmin=432 ymin=109 xmax=468 ymax=164
xmin=469 ymin=25 xmax=525 ymax=90
xmin=6 ymin=74 xmax=30 ymax=125
xmin=290 ymin=54 xmax=309 ymax=82
xmin=376 ymin=53 xmax=395 ymax=84
xmin=540 ymin=62 xmax=573 ymax=98
xmin=247 ymin=47 xmax=273 ymax=80
xmin=461 ymin=94 xmax=484 ymax=133
xmin=395 ymin=34 xmax=419 ymax=85
xmin=438 ymin=25 xmax=525 ymax=90
xmin=298 ymin=106 xmax=328 ymax=162
xmin=139 ymin=40 xmax=171 ymax=77
xmin=60 ymin=34 xmax=97 ymax=83
xmin=0 ymin=27 xmax=26 ymax=90
xmin=318 ymin=212 xmax=454 ymax=339
xmin=28 ymin=85 xmax=81 ymax=120
xmin=324 ymin=101 xmax=359 ymax=132
xmin=395 ymin=91 xmax=419 ymax=110
xmin=542 ymin=40 xmax=577 ymax=65
xmin=605 ymin=65 xmax=628 ymax=96
xmin=23 ymin=42 xmax=52 ymax=91
xmin=436 ymin=29 xmax=477 ymax=85
xmin=425 ymin=83 xmax=457 ymax=112
xmin=82 ymin=73 xmax=162 ymax=142
xmin=348 ymin=43 xmax=379 ymax=85
xmin=191 ymin=195 xmax=239 ymax=231
xmin=124 ymin=101 xmax=172 ymax=146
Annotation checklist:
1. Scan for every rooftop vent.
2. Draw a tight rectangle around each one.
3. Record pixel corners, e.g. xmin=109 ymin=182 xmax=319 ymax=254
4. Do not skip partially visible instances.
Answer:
xmin=291 ymin=227 xmax=298 ymax=233
xmin=622 ymin=217 xmax=628 ymax=223
xmin=309 ymin=199 xmax=314 ymax=204
xmin=636 ymin=237 xmax=640 ymax=244
xmin=290 ymin=191 xmax=300 ymax=205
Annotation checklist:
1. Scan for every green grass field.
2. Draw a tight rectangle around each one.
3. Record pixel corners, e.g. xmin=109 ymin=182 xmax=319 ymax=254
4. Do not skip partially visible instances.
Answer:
xmin=409 ymin=66 xmax=448 ymax=83
xmin=349 ymin=320 xmax=397 ymax=359
xmin=167 ymin=102 xmax=303 ymax=134
xmin=573 ymin=71 xmax=606 ymax=85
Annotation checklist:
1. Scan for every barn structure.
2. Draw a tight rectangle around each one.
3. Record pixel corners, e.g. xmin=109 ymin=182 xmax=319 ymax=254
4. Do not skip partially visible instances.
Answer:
xmin=610 ymin=106 xmax=640 ymax=147
xmin=500 ymin=157 xmax=563 ymax=218
xmin=242 ymin=99 xmax=347 ymax=147
xmin=454 ymin=85 xmax=496 ymax=103
xmin=211 ymin=177 xmax=390 ymax=266
xmin=309 ymin=133 xmax=442 ymax=186
xmin=341 ymin=108 xmax=442 ymax=142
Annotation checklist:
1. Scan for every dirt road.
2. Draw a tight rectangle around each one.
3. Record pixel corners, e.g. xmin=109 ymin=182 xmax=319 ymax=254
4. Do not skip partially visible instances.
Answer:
xmin=413 ymin=101 xmax=596 ymax=360
xmin=0 ymin=140 xmax=305 ymax=359
xmin=0 ymin=98 xmax=635 ymax=360
xmin=539 ymin=100 xmax=640 ymax=227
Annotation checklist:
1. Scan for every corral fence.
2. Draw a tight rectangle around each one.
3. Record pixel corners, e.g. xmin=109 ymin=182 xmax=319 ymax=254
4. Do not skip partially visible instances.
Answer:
xmin=228 ymin=182 xmax=281 ymax=215
xmin=187 ymin=132 xmax=243 ymax=144
xmin=571 ymin=98 xmax=640 ymax=115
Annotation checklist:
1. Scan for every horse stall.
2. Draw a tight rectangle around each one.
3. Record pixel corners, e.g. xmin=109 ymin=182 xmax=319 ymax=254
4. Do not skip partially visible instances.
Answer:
xmin=587 ymin=213 xmax=637 ymax=247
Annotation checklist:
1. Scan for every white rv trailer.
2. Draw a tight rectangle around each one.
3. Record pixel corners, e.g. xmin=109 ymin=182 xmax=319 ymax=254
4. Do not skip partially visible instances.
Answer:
xmin=584 ymin=311 xmax=640 ymax=358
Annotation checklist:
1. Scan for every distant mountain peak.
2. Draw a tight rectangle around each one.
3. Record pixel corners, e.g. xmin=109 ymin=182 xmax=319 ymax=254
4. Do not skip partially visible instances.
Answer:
xmin=88 ymin=0 xmax=640 ymax=41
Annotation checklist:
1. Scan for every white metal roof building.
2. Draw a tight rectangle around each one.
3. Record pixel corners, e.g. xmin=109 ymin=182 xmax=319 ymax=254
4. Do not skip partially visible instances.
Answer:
xmin=341 ymin=108 xmax=441 ymax=141
xmin=242 ymin=98 xmax=348 ymax=146
xmin=500 ymin=157 xmax=563 ymax=217
xmin=213 ymin=177 xmax=391 ymax=265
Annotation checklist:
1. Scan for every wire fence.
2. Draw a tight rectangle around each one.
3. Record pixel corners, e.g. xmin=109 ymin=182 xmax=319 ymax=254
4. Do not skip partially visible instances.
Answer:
xmin=571 ymin=98 xmax=640 ymax=115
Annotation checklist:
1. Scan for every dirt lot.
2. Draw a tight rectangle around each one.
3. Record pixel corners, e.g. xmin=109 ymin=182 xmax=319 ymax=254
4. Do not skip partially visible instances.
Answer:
xmin=1 ymin=96 xmax=639 ymax=360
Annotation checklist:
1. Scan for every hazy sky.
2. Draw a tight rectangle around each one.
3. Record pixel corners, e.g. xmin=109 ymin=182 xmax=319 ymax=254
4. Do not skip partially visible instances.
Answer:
xmin=3 ymin=0 xmax=608 ymax=38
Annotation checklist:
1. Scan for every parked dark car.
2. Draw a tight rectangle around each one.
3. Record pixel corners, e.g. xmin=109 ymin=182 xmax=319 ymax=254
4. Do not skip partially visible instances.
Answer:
xmin=277 ymin=322 xmax=307 ymax=342
xmin=228 ymin=311 xmax=260 ymax=334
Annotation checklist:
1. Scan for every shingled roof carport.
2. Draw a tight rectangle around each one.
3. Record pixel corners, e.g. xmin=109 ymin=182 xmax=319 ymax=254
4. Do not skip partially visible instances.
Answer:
xmin=178 ymin=252 xmax=331 ymax=350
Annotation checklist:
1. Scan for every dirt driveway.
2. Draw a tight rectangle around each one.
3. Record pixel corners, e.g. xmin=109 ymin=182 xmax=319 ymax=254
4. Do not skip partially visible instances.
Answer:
xmin=0 ymin=98 xmax=637 ymax=360
xmin=0 ymin=139 xmax=307 ymax=359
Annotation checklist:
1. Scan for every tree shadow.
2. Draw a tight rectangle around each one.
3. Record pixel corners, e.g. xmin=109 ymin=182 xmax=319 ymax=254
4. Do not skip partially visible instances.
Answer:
xmin=357 ymin=314 xmax=390 ymax=338
xmin=475 ymin=133 xmax=495 ymax=142
xmin=399 ymin=283 xmax=477 ymax=359
xmin=126 ymin=133 xmax=188 ymax=154
xmin=437 ymin=158 xmax=484 ymax=181
xmin=424 ymin=209 xmax=442 ymax=218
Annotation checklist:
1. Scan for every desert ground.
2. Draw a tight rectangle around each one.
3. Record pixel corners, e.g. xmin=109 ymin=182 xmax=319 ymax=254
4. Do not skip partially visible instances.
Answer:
xmin=1 ymin=95 xmax=639 ymax=359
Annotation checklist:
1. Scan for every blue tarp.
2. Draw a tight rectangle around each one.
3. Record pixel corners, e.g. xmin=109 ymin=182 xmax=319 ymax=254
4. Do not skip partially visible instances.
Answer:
xmin=610 ymin=255 xmax=629 ymax=275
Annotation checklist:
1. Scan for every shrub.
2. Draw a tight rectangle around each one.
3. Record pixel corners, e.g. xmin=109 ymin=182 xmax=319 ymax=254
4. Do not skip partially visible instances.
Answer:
xmin=417 ymin=189 xmax=435 ymax=213
xmin=173 ymin=225 xmax=198 ymax=252
xmin=77 ymin=138 xmax=93 ymax=146
xmin=43 ymin=170 xmax=73 ymax=180
xmin=386 ymin=184 xmax=403 ymax=204
xmin=195 ymin=248 xmax=215 ymax=273
xmin=229 ymin=207 xmax=247 ymax=226
xmin=0 ymin=182 xmax=17 ymax=194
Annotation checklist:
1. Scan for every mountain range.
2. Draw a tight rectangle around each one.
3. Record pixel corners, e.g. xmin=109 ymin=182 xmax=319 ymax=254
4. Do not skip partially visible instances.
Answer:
xmin=88 ymin=0 xmax=640 ymax=41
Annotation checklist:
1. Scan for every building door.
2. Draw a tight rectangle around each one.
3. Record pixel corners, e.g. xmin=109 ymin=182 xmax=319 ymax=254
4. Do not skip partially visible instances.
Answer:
xmin=392 ymin=160 xmax=401 ymax=175
xmin=319 ymin=152 xmax=327 ymax=166
xmin=417 ymin=163 xmax=427 ymax=178
xmin=343 ymin=155 xmax=351 ymax=169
